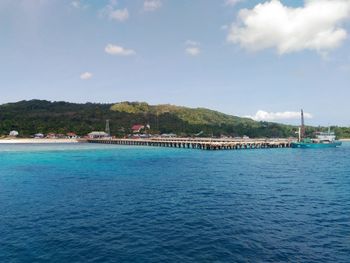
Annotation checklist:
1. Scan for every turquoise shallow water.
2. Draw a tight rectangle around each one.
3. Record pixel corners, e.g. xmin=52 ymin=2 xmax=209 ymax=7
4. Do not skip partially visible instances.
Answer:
xmin=0 ymin=143 xmax=349 ymax=262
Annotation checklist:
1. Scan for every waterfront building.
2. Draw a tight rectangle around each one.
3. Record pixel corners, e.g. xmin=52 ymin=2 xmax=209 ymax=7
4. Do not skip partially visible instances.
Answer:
xmin=9 ymin=130 xmax=19 ymax=137
xmin=132 ymin=124 xmax=145 ymax=133
xmin=88 ymin=131 xmax=109 ymax=139
xmin=46 ymin=133 xmax=57 ymax=139
xmin=34 ymin=133 xmax=44 ymax=139
xmin=66 ymin=132 xmax=78 ymax=139
xmin=161 ymin=133 xmax=176 ymax=138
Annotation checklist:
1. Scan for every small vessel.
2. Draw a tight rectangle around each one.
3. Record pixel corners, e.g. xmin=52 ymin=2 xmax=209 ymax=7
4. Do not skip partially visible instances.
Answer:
xmin=291 ymin=110 xmax=342 ymax=148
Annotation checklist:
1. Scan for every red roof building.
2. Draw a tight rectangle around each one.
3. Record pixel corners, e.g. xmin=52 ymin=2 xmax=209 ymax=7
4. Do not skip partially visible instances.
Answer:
xmin=66 ymin=132 xmax=78 ymax=139
xmin=131 ymin=124 xmax=145 ymax=133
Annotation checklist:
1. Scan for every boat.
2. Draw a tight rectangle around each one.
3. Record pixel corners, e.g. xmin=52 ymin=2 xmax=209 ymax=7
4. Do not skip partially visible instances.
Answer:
xmin=291 ymin=110 xmax=342 ymax=148
xmin=291 ymin=138 xmax=342 ymax=148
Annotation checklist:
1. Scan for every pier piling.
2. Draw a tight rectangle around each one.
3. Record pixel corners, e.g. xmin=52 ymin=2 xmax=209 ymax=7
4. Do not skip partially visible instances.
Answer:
xmin=87 ymin=138 xmax=292 ymax=151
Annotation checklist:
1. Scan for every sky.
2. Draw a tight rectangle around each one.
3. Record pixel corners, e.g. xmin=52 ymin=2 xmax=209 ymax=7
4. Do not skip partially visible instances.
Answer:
xmin=1 ymin=0 xmax=350 ymax=126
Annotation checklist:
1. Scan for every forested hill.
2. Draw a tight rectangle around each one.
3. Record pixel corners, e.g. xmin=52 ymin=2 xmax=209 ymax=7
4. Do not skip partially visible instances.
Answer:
xmin=0 ymin=100 xmax=348 ymax=138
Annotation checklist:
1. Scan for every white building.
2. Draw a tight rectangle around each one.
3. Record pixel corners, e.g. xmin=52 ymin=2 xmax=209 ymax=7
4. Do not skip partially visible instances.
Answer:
xmin=88 ymin=131 xmax=109 ymax=139
xmin=34 ymin=133 xmax=44 ymax=139
xmin=9 ymin=130 xmax=19 ymax=137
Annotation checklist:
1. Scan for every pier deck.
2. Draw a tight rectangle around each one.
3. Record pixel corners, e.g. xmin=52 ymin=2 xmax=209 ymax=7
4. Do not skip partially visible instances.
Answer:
xmin=87 ymin=138 xmax=292 ymax=150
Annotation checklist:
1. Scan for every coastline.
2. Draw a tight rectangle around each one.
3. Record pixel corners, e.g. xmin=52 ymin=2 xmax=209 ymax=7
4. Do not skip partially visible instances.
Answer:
xmin=0 ymin=138 xmax=80 ymax=144
xmin=340 ymin=139 xmax=350 ymax=142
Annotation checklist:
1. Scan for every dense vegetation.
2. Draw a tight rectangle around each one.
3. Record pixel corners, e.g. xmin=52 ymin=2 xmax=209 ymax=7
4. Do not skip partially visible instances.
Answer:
xmin=0 ymin=100 xmax=348 ymax=138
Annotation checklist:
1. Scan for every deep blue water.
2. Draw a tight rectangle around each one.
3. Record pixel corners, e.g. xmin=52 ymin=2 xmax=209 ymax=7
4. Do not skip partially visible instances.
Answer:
xmin=0 ymin=143 xmax=349 ymax=263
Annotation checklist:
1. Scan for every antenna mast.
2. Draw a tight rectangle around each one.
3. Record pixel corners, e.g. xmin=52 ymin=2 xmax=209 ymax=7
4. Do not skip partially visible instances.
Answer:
xmin=105 ymin=119 xmax=110 ymax=136
xmin=300 ymin=109 xmax=305 ymax=140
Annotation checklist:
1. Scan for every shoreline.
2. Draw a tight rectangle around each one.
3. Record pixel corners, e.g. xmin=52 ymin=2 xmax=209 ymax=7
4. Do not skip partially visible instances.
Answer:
xmin=340 ymin=139 xmax=350 ymax=142
xmin=0 ymin=138 xmax=80 ymax=144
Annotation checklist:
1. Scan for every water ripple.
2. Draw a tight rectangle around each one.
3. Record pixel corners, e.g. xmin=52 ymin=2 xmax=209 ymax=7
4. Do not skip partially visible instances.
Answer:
xmin=0 ymin=144 xmax=350 ymax=262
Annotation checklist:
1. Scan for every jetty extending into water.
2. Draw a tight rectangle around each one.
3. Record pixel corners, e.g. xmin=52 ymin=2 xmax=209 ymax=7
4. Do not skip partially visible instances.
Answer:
xmin=87 ymin=137 xmax=292 ymax=150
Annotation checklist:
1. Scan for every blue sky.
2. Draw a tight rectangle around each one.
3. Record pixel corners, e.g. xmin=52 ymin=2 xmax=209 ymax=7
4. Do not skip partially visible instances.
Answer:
xmin=1 ymin=0 xmax=350 ymax=126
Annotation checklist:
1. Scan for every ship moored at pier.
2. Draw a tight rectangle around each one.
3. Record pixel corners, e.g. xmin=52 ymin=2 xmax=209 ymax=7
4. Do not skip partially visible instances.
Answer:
xmin=291 ymin=110 xmax=342 ymax=148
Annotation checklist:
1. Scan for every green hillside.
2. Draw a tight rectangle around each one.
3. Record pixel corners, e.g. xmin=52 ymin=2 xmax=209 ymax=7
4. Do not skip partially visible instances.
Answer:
xmin=111 ymin=103 xmax=254 ymax=125
xmin=0 ymin=100 xmax=348 ymax=138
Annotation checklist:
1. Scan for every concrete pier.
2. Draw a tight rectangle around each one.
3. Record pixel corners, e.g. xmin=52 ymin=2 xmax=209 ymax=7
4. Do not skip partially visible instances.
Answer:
xmin=87 ymin=137 xmax=292 ymax=150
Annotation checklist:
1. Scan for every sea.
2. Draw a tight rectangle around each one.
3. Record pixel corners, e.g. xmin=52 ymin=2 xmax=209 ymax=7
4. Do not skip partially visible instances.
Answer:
xmin=0 ymin=143 xmax=349 ymax=263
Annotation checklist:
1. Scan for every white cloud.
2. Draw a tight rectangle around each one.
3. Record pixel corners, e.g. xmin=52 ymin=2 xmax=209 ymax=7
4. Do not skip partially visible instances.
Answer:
xmin=80 ymin=72 xmax=93 ymax=80
xmin=185 ymin=40 xmax=201 ymax=56
xmin=228 ymin=0 xmax=350 ymax=54
xmin=71 ymin=1 xmax=80 ymax=8
xmin=109 ymin=8 xmax=129 ymax=21
xmin=144 ymin=0 xmax=162 ymax=12
xmin=186 ymin=47 xmax=201 ymax=56
xmin=185 ymin=40 xmax=200 ymax=46
xmin=100 ymin=1 xmax=129 ymax=22
xmin=71 ymin=0 xmax=88 ymax=9
xmin=105 ymin=44 xmax=136 ymax=56
xmin=246 ymin=110 xmax=313 ymax=122
xmin=225 ymin=0 xmax=245 ymax=7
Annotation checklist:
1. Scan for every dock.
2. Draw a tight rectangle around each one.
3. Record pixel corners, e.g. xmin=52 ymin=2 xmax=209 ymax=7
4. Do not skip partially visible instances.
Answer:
xmin=87 ymin=137 xmax=292 ymax=150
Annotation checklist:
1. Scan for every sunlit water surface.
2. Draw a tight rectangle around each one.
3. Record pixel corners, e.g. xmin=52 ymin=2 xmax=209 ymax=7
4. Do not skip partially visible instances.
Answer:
xmin=0 ymin=143 xmax=349 ymax=262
